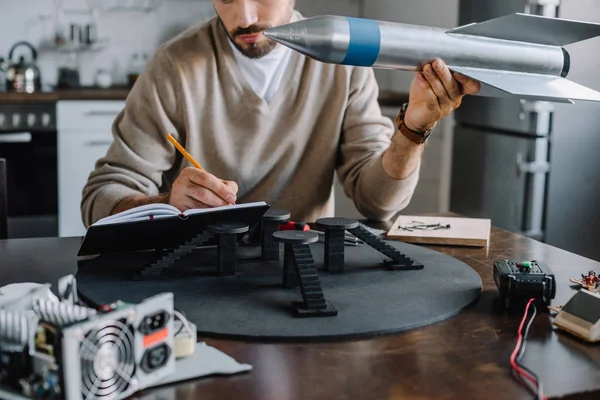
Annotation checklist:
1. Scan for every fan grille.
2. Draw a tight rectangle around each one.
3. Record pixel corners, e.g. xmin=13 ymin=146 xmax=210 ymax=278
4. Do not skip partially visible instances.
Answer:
xmin=78 ymin=317 xmax=136 ymax=400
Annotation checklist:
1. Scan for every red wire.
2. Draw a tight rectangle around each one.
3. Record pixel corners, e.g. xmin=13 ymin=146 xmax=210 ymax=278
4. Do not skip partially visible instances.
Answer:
xmin=509 ymin=298 xmax=547 ymax=400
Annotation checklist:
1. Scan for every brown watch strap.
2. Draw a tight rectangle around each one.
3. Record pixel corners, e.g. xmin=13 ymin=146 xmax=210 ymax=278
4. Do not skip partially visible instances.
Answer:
xmin=395 ymin=108 xmax=431 ymax=145
xmin=399 ymin=121 xmax=428 ymax=145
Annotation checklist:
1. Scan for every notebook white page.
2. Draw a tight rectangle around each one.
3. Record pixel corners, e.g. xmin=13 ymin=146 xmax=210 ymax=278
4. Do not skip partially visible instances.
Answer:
xmin=92 ymin=201 xmax=269 ymax=226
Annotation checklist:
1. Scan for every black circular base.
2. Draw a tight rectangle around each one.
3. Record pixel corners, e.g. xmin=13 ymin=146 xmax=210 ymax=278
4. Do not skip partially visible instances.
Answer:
xmin=75 ymin=239 xmax=482 ymax=342
xmin=208 ymin=222 xmax=249 ymax=234
xmin=316 ymin=217 xmax=359 ymax=230
xmin=262 ymin=209 xmax=291 ymax=222
xmin=273 ymin=230 xmax=319 ymax=244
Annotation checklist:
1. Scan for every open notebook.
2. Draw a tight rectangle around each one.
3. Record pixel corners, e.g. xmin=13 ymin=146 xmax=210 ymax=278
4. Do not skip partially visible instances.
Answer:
xmin=78 ymin=201 xmax=271 ymax=256
xmin=92 ymin=202 xmax=268 ymax=226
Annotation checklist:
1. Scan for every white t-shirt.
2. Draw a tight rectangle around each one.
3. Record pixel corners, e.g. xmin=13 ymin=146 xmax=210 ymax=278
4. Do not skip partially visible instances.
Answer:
xmin=227 ymin=38 xmax=292 ymax=103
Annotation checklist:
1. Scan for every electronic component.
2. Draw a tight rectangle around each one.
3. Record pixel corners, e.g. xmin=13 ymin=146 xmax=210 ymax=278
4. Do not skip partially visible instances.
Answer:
xmin=493 ymin=259 xmax=556 ymax=309
xmin=173 ymin=310 xmax=197 ymax=359
xmin=569 ymin=270 xmax=599 ymax=292
xmin=553 ymin=289 xmax=600 ymax=343
xmin=0 ymin=275 xmax=176 ymax=400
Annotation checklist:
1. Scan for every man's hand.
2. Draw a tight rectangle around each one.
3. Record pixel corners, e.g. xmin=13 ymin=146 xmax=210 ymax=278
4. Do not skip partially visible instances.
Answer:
xmin=382 ymin=59 xmax=480 ymax=181
xmin=169 ymin=167 xmax=238 ymax=211
xmin=110 ymin=168 xmax=238 ymax=217
xmin=404 ymin=58 xmax=481 ymax=132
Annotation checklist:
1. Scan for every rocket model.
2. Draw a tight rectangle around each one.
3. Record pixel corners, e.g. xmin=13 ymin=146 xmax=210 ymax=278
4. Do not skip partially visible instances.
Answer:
xmin=263 ymin=13 xmax=600 ymax=103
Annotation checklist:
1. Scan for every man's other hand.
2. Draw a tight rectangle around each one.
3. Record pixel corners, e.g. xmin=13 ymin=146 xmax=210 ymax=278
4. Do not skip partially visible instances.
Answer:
xmin=169 ymin=167 xmax=238 ymax=211
xmin=404 ymin=58 xmax=481 ymax=132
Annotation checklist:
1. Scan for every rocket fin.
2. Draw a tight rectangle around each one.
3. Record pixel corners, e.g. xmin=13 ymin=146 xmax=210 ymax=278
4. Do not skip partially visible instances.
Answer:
xmin=448 ymin=66 xmax=600 ymax=103
xmin=446 ymin=13 xmax=600 ymax=46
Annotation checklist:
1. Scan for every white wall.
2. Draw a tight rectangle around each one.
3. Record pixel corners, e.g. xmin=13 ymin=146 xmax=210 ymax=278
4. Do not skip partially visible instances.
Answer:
xmin=0 ymin=0 xmax=217 ymax=87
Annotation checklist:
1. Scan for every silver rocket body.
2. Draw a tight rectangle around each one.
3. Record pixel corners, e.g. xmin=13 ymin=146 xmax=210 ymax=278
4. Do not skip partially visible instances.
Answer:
xmin=264 ymin=13 xmax=600 ymax=103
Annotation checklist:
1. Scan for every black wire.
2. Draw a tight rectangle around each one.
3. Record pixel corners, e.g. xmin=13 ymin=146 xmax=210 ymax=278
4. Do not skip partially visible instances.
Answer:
xmin=514 ymin=302 xmax=544 ymax=400
xmin=517 ymin=303 xmax=537 ymax=368
xmin=173 ymin=308 xmax=188 ymax=336
xmin=76 ymin=288 xmax=103 ymax=311
xmin=518 ymin=304 xmax=542 ymax=381
xmin=174 ymin=321 xmax=185 ymax=336
xmin=510 ymin=370 xmax=539 ymax=400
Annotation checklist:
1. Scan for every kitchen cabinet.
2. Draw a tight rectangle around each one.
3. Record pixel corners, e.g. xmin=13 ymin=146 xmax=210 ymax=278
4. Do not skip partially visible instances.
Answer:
xmin=57 ymin=100 xmax=124 ymax=237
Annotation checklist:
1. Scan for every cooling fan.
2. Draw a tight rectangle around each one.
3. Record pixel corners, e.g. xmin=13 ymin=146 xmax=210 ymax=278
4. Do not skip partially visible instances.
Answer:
xmin=78 ymin=317 xmax=137 ymax=399
xmin=0 ymin=277 xmax=176 ymax=400
xmin=60 ymin=293 xmax=176 ymax=400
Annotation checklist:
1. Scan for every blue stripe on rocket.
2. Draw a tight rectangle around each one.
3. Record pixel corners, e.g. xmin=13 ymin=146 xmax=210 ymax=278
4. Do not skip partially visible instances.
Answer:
xmin=342 ymin=17 xmax=381 ymax=66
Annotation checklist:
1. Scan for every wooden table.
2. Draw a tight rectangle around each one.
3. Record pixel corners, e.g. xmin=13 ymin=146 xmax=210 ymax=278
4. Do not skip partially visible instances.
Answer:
xmin=1 ymin=222 xmax=599 ymax=400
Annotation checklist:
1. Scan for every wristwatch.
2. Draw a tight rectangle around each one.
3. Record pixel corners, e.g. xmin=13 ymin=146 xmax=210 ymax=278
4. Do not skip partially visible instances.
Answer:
xmin=395 ymin=102 xmax=434 ymax=145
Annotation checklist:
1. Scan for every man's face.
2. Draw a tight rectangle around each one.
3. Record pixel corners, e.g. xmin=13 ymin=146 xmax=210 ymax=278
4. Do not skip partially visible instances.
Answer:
xmin=214 ymin=0 xmax=295 ymax=59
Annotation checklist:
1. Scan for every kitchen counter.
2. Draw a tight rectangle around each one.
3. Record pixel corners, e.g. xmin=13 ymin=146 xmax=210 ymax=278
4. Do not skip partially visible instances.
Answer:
xmin=0 ymin=88 xmax=131 ymax=103
xmin=0 ymin=88 xmax=410 ymax=105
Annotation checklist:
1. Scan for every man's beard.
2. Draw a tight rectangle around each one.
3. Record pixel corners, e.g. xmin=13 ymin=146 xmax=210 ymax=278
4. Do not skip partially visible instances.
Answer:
xmin=222 ymin=19 xmax=277 ymax=59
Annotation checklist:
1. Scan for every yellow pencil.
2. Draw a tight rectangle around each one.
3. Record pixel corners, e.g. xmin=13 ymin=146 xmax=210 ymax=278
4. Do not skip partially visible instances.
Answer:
xmin=166 ymin=133 xmax=231 ymax=200
xmin=166 ymin=133 xmax=205 ymax=171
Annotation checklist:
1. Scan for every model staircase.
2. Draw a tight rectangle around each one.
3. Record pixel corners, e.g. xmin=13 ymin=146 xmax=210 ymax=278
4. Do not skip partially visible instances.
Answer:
xmin=347 ymin=225 xmax=421 ymax=269
xmin=291 ymin=244 xmax=328 ymax=310
xmin=133 ymin=231 xmax=214 ymax=280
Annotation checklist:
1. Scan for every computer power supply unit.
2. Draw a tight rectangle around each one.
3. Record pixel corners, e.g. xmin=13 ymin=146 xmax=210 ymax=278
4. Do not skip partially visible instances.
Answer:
xmin=0 ymin=277 xmax=175 ymax=400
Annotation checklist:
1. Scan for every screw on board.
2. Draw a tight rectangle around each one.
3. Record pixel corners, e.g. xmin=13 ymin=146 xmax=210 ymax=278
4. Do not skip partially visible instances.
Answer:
xmin=397 ymin=221 xmax=451 ymax=232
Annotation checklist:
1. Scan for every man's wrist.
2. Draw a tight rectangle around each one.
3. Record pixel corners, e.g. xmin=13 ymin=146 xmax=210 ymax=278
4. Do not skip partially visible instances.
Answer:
xmin=403 ymin=112 xmax=435 ymax=133
xmin=392 ymin=129 xmax=425 ymax=150
xmin=403 ymin=102 xmax=437 ymax=133
xmin=395 ymin=103 xmax=435 ymax=145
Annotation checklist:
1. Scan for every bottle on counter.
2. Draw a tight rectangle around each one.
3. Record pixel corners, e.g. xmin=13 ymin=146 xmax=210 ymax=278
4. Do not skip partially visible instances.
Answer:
xmin=57 ymin=52 xmax=80 ymax=89
xmin=95 ymin=69 xmax=113 ymax=88
xmin=127 ymin=53 xmax=148 ymax=88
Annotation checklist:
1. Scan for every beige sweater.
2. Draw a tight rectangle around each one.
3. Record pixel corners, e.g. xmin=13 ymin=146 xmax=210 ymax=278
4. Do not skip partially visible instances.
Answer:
xmin=81 ymin=11 xmax=420 ymax=227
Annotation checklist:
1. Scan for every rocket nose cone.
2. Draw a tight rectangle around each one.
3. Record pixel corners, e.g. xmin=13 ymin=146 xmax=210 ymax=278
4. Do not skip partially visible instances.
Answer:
xmin=263 ymin=25 xmax=304 ymax=44
xmin=263 ymin=26 xmax=287 ymax=41
xmin=263 ymin=16 xmax=351 ymax=64
xmin=263 ymin=21 xmax=312 ymax=56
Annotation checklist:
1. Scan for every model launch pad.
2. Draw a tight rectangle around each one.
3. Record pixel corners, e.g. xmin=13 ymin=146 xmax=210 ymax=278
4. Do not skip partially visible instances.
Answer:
xmin=75 ymin=208 xmax=483 ymax=341
xmin=103 ymin=209 xmax=424 ymax=318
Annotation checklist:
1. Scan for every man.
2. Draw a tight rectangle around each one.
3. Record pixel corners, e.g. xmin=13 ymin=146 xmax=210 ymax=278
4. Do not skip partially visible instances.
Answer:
xmin=81 ymin=0 xmax=480 ymax=227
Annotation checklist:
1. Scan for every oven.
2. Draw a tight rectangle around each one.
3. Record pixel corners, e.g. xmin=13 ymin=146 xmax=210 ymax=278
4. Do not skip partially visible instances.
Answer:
xmin=0 ymin=101 xmax=58 ymax=238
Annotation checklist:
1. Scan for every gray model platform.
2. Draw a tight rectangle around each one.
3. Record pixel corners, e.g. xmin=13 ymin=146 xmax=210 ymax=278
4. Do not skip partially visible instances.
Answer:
xmin=75 ymin=238 xmax=482 ymax=342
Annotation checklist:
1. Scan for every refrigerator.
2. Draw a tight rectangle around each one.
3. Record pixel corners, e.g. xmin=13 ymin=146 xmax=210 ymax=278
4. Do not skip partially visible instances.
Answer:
xmin=450 ymin=0 xmax=600 ymax=262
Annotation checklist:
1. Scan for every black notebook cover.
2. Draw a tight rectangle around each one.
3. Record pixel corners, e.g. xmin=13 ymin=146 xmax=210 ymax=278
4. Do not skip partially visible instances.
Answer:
xmin=77 ymin=202 xmax=271 ymax=256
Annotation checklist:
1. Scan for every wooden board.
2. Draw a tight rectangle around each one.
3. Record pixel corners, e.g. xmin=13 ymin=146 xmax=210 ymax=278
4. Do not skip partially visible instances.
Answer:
xmin=386 ymin=215 xmax=491 ymax=247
